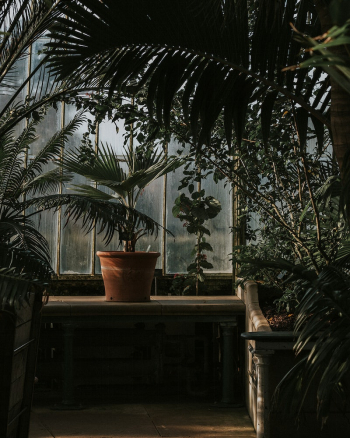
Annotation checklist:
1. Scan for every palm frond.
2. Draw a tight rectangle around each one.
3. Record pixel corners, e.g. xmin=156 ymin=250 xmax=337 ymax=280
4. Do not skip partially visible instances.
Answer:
xmin=0 ymin=1 xmax=60 ymax=88
xmin=60 ymin=143 xmax=128 ymax=198
xmin=0 ymin=242 xmax=52 ymax=310
xmin=27 ymin=193 xmax=171 ymax=245
xmin=285 ymin=18 xmax=350 ymax=95
xmin=0 ymin=119 xmax=40 ymax=198
xmin=0 ymin=105 xmax=84 ymax=264
xmin=60 ymin=141 xmax=186 ymax=198
xmin=237 ymin=257 xmax=317 ymax=283
xmin=21 ymin=109 xmax=86 ymax=193
xmin=0 ymin=211 xmax=51 ymax=263
xmin=22 ymin=167 xmax=71 ymax=197
xmin=68 ymin=184 xmax=116 ymax=201
xmin=120 ymin=153 xmax=187 ymax=193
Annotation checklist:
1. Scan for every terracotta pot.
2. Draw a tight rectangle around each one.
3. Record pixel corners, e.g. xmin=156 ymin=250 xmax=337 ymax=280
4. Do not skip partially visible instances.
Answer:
xmin=97 ymin=251 xmax=160 ymax=302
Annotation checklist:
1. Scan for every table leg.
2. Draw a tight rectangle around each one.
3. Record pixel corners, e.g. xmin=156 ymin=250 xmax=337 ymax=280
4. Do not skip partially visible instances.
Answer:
xmin=52 ymin=322 xmax=83 ymax=410
xmin=218 ymin=321 xmax=243 ymax=407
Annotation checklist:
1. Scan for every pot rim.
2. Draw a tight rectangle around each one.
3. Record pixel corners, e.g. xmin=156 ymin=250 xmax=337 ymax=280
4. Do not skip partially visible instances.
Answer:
xmin=96 ymin=250 xmax=160 ymax=258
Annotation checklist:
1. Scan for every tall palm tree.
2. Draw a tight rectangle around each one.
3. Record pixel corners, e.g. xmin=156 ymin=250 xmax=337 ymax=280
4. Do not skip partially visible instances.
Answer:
xmin=46 ymin=0 xmax=339 ymax=166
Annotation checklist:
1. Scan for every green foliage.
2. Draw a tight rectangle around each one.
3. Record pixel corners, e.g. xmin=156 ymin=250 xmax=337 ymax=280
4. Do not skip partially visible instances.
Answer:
xmin=231 ymin=96 xmax=344 ymax=310
xmin=59 ymin=141 xmax=185 ymax=251
xmin=47 ymin=0 xmax=330 ymax=150
xmin=286 ymin=1 xmax=350 ymax=94
xmin=0 ymin=105 xmax=84 ymax=262
xmin=0 ymin=243 xmax=52 ymax=310
xmin=172 ymin=191 xmax=221 ymax=294
xmin=0 ymin=0 xmax=106 ymax=305
xmin=0 ymin=1 xmax=89 ymax=140
xmin=169 ymin=274 xmax=196 ymax=296
xmin=0 ymin=104 xmax=85 ymax=307
xmin=274 ymin=254 xmax=350 ymax=423
xmin=58 ymin=93 xmax=186 ymax=252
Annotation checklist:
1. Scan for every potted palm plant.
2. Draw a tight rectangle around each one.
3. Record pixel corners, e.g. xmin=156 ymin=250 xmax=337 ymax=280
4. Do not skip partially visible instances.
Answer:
xmin=59 ymin=141 xmax=185 ymax=301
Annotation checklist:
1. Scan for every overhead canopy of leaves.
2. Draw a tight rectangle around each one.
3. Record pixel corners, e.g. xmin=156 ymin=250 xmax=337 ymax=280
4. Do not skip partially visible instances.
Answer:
xmin=46 ymin=0 xmax=330 ymax=147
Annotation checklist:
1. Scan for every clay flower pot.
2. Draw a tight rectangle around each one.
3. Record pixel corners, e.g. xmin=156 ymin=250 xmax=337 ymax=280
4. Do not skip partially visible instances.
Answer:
xmin=97 ymin=251 xmax=160 ymax=302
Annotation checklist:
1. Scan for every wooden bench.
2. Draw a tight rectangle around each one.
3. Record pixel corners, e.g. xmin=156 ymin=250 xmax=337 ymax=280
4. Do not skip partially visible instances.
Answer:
xmin=42 ymin=295 xmax=245 ymax=408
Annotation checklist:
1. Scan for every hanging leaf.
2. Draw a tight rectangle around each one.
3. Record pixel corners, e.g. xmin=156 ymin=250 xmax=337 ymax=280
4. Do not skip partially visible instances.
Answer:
xmin=261 ymin=90 xmax=279 ymax=145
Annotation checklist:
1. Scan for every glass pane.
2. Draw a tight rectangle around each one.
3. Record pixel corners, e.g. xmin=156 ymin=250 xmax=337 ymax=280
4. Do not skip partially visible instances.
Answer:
xmin=165 ymin=139 xmax=195 ymax=274
xmin=94 ymin=183 xmax=121 ymax=274
xmin=30 ymin=105 xmax=62 ymax=155
xmin=0 ymin=54 xmax=28 ymax=135
xmin=23 ymin=39 xmax=62 ymax=273
xmin=201 ymin=176 xmax=233 ymax=273
xmin=30 ymin=38 xmax=56 ymax=98
xmin=134 ymin=178 xmax=164 ymax=268
xmin=27 ymin=107 xmax=62 ymax=272
xmin=29 ymin=189 xmax=59 ymax=272
xmin=98 ymin=117 xmax=126 ymax=155
xmin=60 ymin=105 xmax=94 ymax=274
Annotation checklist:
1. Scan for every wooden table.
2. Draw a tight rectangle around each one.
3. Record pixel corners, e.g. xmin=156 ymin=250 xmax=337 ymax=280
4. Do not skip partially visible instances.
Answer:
xmin=42 ymin=296 xmax=245 ymax=408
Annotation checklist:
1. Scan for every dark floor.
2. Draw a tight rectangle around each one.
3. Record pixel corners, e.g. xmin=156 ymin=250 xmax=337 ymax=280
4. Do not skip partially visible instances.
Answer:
xmin=29 ymin=385 xmax=255 ymax=438
xmin=30 ymin=402 xmax=256 ymax=438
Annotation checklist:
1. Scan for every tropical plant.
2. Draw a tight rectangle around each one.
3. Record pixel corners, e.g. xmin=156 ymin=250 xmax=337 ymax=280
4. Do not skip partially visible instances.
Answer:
xmin=271 ymin=251 xmax=350 ymax=423
xmin=0 ymin=106 xmax=84 ymax=260
xmin=0 ymin=1 xmax=176 ymax=285
xmin=43 ymin=0 xmax=350 ymax=420
xmin=0 ymin=0 xmax=89 ymax=301
xmin=231 ymin=98 xmax=343 ymax=309
xmin=253 ymin=2 xmax=350 ymax=419
xmin=172 ymin=190 xmax=222 ymax=295
xmin=87 ymin=81 xmax=340 ymax=294
xmin=58 ymin=140 xmax=185 ymax=252
xmin=0 ymin=104 xmax=87 ymax=300
xmin=0 ymin=1 xmax=81 ymax=138
xmin=0 ymin=243 xmax=52 ymax=309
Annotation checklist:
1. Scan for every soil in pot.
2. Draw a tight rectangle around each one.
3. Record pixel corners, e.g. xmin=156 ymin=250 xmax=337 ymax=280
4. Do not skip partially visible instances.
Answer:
xmin=258 ymin=284 xmax=295 ymax=331
xmin=262 ymin=305 xmax=296 ymax=331
xmin=97 ymin=251 xmax=160 ymax=302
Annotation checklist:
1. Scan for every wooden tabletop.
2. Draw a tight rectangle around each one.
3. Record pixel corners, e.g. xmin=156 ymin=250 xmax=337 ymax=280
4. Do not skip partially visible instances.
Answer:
xmin=43 ymin=295 xmax=245 ymax=317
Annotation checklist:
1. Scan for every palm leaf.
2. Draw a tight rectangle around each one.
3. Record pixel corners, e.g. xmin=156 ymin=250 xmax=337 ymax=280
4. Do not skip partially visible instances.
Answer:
xmin=20 ymin=110 xmax=86 ymax=195
xmin=0 ymin=104 xmax=84 ymax=265
xmin=0 ymin=211 xmax=51 ymax=263
xmin=285 ymin=19 xmax=350 ymax=95
xmin=60 ymin=142 xmax=186 ymax=199
xmin=22 ymin=167 xmax=71 ymax=197
xmin=60 ymin=143 xmax=129 ymax=198
xmin=0 ymin=242 xmax=52 ymax=310
xmin=0 ymin=119 xmax=39 ymax=199
xmin=27 ymin=193 xmax=172 ymax=245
